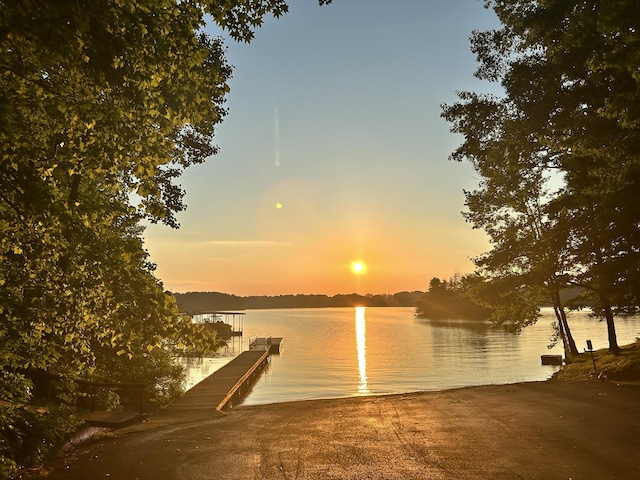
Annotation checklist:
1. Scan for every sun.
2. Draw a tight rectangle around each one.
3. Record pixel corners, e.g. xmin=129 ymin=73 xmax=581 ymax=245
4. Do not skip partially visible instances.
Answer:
xmin=350 ymin=261 xmax=367 ymax=275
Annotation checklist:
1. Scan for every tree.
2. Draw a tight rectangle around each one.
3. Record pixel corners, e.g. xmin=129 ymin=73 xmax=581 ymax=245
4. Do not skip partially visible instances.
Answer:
xmin=441 ymin=93 xmax=579 ymax=354
xmin=442 ymin=0 xmax=640 ymax=353
xmin=415 ymin=274 xmax=492 ymax=320
xmin=0 ymin=0 xmax=331 ymax=473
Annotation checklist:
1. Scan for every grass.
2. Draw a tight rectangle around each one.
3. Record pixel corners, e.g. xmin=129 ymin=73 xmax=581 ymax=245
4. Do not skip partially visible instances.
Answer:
xmin=553 ymin=339 xmax=640 ymax=384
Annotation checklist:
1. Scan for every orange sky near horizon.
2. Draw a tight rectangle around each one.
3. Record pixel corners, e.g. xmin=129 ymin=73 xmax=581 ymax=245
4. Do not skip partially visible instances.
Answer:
xmin=142 ymin=1 xmax=497 ymax=296
xmin=145 ymin=191 xmax=490 ymax=295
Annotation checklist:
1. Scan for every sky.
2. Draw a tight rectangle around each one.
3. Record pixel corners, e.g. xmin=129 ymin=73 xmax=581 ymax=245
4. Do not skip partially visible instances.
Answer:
xmin=142 ymin=0 xmax=502 ymax=296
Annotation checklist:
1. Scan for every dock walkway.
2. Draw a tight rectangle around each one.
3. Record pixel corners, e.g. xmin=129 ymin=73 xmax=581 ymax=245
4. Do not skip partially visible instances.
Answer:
xmin=162 ymin=349 xmax=270 ymax=414
xmin=80 ymin=339 xmax=277 ymax=429
xmin=249 ymin=336 xmax=284 ymax=354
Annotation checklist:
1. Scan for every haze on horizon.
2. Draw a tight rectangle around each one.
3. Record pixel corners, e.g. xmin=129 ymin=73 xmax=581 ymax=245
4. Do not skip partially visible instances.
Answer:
xmin=142 ymin=0 xmax=500 ymax=296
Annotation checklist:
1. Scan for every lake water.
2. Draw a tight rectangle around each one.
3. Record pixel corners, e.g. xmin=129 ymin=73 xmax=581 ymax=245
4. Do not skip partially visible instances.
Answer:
xmin=183 ymin=307 xmax=640 ymax=406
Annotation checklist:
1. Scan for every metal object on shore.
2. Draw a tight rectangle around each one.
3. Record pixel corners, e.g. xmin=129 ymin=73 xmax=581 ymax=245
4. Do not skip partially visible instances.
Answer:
xmin=586 ymin=339 xmax=598 ymax=372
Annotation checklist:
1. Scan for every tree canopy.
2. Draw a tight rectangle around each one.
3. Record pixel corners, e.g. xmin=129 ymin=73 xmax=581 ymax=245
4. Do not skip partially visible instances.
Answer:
xmin=0 ymin=0 xmax=330 ymax=473
xmin=442 ymin=0 xmax=640 ymax=352
xmin=415 ymin=275 xmax=493 ymax=321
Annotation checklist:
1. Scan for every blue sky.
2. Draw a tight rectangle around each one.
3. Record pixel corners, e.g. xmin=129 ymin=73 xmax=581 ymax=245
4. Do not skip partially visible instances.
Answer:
xmin=143 ymin=0 xmax=501 ymax=295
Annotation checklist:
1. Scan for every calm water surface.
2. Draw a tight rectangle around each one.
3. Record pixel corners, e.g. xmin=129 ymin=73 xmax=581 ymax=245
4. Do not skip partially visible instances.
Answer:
xmin=184 ymin=307 xmax=640 ymax=406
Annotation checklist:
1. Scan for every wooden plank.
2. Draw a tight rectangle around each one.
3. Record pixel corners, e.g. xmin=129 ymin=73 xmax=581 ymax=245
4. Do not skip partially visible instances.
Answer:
xmin=541 ymin=354 xmax=563 ymax=365
xmin=166 ymin=349 xmax=270 ymax=412
xmin=216 ymin=349 xmax=269 ymax=410
xmin=249 ymin=336 xmax=284 ymax=353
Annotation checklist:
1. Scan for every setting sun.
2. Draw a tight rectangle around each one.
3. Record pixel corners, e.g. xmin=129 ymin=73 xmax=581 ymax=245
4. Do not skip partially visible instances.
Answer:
xmin=351 ymin=261 xmax=367 ymax=275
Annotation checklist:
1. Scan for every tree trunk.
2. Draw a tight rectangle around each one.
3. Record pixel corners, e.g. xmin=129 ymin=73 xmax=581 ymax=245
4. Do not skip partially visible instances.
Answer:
xmin=550 ymin=287 xmax=579 ymax=357
xmin=68 ymin=172 xmax=82 ymax=209
xmin=559 ymin=308 xmax=578 ymax=355
xmin=552 ymin=305 xmax=570 ymax=357
xmin=601 ymin=296 xmax=620 ymax=354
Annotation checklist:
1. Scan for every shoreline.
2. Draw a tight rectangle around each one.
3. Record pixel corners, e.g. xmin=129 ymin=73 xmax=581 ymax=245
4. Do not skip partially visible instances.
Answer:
xmin=32 ymin=379 xmax=640 ymax=479
xmin=237 ymin=375 xmax=560 ymax=408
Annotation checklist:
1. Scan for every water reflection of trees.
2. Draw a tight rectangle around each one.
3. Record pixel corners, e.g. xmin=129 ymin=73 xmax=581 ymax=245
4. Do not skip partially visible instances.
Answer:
xmin=415 ymin=317 xmax=492 ymax=334
xmin=415 ymin=317 xmax=523 ymax=353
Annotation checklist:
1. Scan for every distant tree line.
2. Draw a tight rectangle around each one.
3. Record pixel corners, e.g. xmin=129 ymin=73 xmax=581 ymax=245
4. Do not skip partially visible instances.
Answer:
xmin=173 ymin=291 xmax=426 ymax=312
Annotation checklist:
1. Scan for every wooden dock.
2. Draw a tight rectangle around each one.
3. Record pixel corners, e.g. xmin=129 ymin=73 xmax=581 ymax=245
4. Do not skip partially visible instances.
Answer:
xmin=164 ymin=349 xmax=271 ymax=412
xmin=249 ymin=336 xmax=284 ymax=354
xmin=81 ymin=337 xmax=280 ymax=428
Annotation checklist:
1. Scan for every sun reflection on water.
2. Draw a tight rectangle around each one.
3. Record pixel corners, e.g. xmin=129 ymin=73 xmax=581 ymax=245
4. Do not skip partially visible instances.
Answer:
xmin=355 ymin=306 xmax=369 ymax=394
